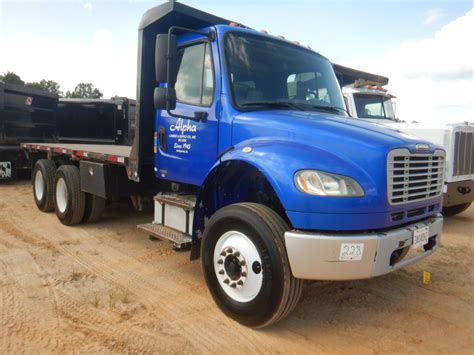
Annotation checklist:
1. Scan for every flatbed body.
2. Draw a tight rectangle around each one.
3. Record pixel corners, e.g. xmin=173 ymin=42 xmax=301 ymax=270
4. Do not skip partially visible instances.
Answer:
xmin=21 ymin=142 xmax=131 ymax=165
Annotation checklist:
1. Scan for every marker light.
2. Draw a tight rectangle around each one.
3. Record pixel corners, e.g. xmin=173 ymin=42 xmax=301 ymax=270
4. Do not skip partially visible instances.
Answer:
xmin=294 ymin=170 xmax=364 ymax=197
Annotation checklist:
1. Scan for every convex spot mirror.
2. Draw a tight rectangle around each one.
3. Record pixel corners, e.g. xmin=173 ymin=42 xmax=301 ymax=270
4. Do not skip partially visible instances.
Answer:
xmin=154 ymin=87 xmax=176 ymax=110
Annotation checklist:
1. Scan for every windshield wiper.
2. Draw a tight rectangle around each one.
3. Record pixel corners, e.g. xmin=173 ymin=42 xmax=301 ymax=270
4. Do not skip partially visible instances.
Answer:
xmin=241 ymin=101 xmax=306 ymax=111
xmin=305 ymin=104 xmax=351 ymax=116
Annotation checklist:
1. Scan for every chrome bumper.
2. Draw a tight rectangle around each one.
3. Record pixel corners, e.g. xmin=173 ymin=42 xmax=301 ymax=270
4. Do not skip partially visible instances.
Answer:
xmin=284 ymin=215 xmax=443 ymax=280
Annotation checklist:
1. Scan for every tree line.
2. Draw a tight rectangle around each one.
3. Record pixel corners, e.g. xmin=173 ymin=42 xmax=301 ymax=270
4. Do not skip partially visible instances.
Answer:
xmin=0 ymin=71 xmax=103 ymax=99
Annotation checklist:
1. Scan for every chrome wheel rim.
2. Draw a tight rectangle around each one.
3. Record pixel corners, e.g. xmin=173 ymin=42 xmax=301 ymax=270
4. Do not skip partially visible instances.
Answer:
xmin=213 ymin=231 xmax=263 ymax=303
xmin=56 ymin=177 xmax=68 ymax=213
xmin=34 ymin=170 xmax=45 ymax=201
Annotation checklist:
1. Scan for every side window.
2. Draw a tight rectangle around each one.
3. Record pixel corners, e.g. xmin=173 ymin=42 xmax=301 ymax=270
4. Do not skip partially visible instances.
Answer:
xmin=175 ymin=42 xmax=214 ymax=106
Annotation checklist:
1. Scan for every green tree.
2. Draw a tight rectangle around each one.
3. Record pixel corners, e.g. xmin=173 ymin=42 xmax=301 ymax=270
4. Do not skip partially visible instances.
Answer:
xmin=26 ymin=80 xmax=62 ymax=95
xmin=65 ymin=83 xmax=103 ymax=99
xmin=0 ymin=71 xmax=25 ymax=86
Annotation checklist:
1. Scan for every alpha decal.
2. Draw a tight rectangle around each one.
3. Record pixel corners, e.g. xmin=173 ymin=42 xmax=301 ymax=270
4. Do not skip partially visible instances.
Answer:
xmin=170 ymin=118 xmax=197 ymax=135
xmin=169 ymin=118 xmax=197 ymax=154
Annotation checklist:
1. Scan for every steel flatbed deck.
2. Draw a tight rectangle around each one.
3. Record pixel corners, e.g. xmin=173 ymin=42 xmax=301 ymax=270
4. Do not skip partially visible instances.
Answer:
xmin=21 ymin=143 xmax=132 ymax=165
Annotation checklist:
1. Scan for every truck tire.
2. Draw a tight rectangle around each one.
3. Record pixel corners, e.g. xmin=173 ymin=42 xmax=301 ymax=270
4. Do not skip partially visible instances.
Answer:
xmin=82 ymin=193 xmax=106 ymax=223
xmin=54 ymin=165 xmax=85 ymax=225
xmin=201 ymin=203 xmax=303 ymax=328
xmin=442 ymin=202 xmax=472 ymax=217
xmin=32 ymin=159 xmax=56 ymax=212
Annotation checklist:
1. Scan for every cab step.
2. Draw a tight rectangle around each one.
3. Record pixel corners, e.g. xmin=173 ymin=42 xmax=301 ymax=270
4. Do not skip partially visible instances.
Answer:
xmin=154 ymin=193 xmax=196 ymax=235
xmin=154 ymin=193 xmax=196 ymax=211
xmin=138 ymin=223 xmax=192 ymax=248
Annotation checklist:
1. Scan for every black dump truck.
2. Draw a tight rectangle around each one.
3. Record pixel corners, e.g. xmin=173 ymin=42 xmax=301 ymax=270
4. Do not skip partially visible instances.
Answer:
xmin=57 ymin=98 xmax=136 ymax=146
xmin=0 ymin=82 xmax=58 ymax=180
xmin=1 ymin=82 xmax=135 ymax=180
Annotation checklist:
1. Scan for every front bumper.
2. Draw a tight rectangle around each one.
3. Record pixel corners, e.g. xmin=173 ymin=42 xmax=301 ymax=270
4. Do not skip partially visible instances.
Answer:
xmin=443 ymin=180 xmax=474 ymax=207
xmin=284 ymin=214 xmax=443 ymax=280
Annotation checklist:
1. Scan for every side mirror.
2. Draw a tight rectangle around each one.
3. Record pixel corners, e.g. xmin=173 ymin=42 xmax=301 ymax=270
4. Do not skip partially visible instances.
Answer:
xmin=154 ymin=87 xmax=176 ymax=110
xmin=155 ymin=34 xmax=177 ymax=84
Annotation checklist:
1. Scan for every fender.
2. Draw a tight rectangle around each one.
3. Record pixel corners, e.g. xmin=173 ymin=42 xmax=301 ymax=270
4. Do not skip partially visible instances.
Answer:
xmin=219 ymin=138 xmax=379 ymax=212
xmin=191 ymin=138 xmax=379 ymax=244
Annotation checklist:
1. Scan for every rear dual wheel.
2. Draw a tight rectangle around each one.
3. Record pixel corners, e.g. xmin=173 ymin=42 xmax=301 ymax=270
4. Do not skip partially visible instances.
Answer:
xmin=201 ymin=203 xmax=303 ymax=328
xmin=33 ymin=161 xmax=106 ymax=224
xmin=83 ymin=193 xmax=106 ymax=223
xmin=33 ymin=159 xmax=56 ymax=212
xmin=54 ymin=165 xmax=86 ymax=225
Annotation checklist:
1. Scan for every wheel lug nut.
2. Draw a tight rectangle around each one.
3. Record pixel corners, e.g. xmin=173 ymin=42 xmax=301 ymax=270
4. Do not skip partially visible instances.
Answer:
xmin=217 ymin=259 xmax=223 ymax=265
xmin=223 ymin=278 xmax=230 ymax=284
xmin=237 ymin=280 xmax=243 ymax=286
xmin=226 ymin=247 xmax=233 ymax=254
xmin=218 ymin=270 xmax=224 ymax=275
xmin=240 ymin=260 xmax=246 ymax=266
xmin=233 ymin=251 xmax=240 ymax=257
xmin=241 ymin=271 xmax=247 ymax=277
xmin=230 ymin=282 xmax=237 ymax=288
xmin=220 ymin=251 xmax=226 ymax=256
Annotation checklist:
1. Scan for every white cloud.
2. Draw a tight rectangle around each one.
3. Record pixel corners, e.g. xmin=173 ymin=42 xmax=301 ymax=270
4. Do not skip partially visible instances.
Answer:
xmin=423 ymin=8 xmax=442 ymax=25
xmin=93 ymin=28 xmax=112 ymax=43
xmin=347 ymin=8 xmax=474 ymax=124
xmin=83 ymin=2 xmax=93 ymax=10
xmin=0 ymin=28 xmax=137 ymax=99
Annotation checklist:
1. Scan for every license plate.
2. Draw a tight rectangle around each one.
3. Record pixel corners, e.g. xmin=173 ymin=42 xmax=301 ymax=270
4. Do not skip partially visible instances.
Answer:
xmin=339 ymin=243 xmax=364 ymax=261
xmin=413 ymin=226 xmax=430 ymax=249
xmin=0 ymin=161 xmax=12 ymax=179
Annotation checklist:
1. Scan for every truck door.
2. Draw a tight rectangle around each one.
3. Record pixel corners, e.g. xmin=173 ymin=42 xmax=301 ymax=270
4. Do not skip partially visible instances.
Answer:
xmin=155 ymin=40 xmax=218 ymax=186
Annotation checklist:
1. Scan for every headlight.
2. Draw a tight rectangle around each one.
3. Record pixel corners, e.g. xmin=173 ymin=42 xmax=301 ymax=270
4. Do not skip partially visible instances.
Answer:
xmin=294 ymin=170 xmax=364 ymax=197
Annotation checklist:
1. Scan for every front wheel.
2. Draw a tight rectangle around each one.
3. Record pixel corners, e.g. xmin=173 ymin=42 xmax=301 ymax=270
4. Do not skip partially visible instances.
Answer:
xmin=201 ymin=203 xmax=303 ymax=328
xmin=442 ymin=202 xmax=472 ymax=217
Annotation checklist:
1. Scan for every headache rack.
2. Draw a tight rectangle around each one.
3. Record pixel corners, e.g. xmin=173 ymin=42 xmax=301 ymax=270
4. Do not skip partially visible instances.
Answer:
xmin=387 ymin=149 xmax=445 ymax=205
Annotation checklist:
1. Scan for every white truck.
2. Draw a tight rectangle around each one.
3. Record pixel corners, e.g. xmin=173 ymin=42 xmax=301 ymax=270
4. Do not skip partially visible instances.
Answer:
xmin=334 ymin=64 xmax=474 ymax=216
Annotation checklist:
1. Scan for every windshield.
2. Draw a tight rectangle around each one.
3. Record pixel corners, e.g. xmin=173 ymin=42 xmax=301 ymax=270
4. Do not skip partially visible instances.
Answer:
xmin=353 ymin=94 xmax=395 ymax=119
xmin=223 ymin=31 xmax=347 ymax=115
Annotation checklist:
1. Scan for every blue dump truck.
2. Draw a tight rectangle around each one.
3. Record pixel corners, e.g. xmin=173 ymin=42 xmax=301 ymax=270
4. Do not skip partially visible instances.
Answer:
xmin=22 ymin=2 xmax=445 ymax=327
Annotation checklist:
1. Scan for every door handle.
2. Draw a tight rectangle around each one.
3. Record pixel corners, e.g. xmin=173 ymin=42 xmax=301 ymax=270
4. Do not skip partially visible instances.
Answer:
xmin=158 ymin=126 xmax=167 ymax=151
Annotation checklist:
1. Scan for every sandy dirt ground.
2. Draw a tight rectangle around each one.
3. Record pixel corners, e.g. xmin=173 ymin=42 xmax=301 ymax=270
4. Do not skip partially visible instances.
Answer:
xmin=0 ymin=180 xmax=473 ymax=353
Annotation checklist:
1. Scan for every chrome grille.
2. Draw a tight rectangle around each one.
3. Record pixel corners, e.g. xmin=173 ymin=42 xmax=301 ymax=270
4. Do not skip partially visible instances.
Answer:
xmin=453 ymin=130 xmax=474 ymax=177
xmin=388 ymin=149 xmax=445 ymax=205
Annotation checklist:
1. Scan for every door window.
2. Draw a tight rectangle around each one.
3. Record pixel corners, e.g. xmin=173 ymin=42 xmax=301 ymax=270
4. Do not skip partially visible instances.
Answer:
xmin=175 ymin=42 xmax=214 ymax=106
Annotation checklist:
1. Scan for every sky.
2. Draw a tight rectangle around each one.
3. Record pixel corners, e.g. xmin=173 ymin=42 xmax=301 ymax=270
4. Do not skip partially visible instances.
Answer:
xmin=0 ymin=0 xmax=472 ymax=124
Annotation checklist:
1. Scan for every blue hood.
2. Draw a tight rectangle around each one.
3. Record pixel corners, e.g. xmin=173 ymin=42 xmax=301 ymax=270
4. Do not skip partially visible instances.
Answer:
xmin=232 ymin=109 xmax=432 ymax=153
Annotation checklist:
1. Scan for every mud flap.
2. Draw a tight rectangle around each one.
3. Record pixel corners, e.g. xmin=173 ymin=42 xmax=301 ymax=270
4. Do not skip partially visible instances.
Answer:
xmin=0 ymin=161 xmax=12 ymax=180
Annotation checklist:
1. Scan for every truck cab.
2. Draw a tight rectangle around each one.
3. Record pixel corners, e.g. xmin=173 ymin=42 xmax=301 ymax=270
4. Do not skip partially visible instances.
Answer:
xmin=24 ymin=2 xmax=445 ymax=328
xmin=336 ymin=67 xmax=473 ymax=217
xmin=146 ymin=3 xmax=444 ymax=326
